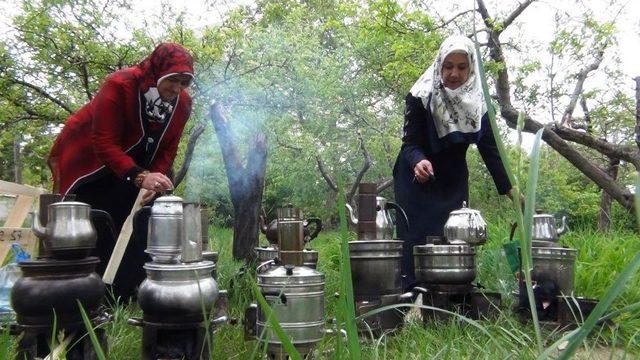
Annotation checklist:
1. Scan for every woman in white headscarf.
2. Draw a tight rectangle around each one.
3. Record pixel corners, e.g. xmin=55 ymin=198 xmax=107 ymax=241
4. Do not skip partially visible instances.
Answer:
xmin=392 ymin=35 xmax=515 ymax=289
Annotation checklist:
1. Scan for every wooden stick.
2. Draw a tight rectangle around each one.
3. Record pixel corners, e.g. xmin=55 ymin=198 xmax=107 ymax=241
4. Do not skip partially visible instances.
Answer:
xmin=0 ymin=179 xmax=44 ymax=197
xmin=4 ymin=194 xmax=35 ymax=227
xmin=102 ymin=189 xmax=147 ymax=284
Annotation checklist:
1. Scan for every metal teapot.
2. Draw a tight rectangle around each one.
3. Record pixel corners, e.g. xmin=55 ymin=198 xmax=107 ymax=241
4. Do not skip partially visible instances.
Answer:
xmin=259 ymin=214 xmax=322 ymax=245
xmin=532 ymin=210 xmax=568 ymax=242
xmin=345 ymin=196 xmax=409 ymax=240
xmin=31 ymin=201 xmax=97 ymax=259
xmin=443 ymin=202 xmax=487 ymax=245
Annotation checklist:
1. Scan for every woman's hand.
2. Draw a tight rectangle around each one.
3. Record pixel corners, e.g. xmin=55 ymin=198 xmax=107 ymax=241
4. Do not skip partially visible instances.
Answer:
xmin=413 ymin=159 xmax=434 ymax=183
xmin=140 ymin=189 xmax=157 ymax=205
xmin=141 ymin=172 xmax=174 ymax=193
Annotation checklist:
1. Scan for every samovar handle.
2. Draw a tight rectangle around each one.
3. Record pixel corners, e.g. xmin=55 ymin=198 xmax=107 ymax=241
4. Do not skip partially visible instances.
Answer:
xmin=304 ymin=218 xmax=322 ymax=243
xmin=385 ymin=201 xmax=410 ymax=230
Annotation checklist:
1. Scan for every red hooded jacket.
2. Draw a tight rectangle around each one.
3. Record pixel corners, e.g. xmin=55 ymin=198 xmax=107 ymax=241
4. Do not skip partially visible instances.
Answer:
xmin=48 ymin=43 xmax=194 ymax=195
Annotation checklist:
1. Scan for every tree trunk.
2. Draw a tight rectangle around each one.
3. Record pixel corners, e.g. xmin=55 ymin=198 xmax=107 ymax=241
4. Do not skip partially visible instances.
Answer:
xmin=635 ymin=77 xmax=640 ymax=151
xmin=210 ymin=103 xmax=267 ymax=261
xmin=597 ymin=157 xmax=619 ymax=232
xmin=13 ymin=135 xmax=22 ymax=184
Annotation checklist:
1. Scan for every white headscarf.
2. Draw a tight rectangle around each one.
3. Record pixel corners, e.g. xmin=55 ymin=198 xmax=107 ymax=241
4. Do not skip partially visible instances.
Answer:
xmin=410 ymin=35 xmax=486 ymax=139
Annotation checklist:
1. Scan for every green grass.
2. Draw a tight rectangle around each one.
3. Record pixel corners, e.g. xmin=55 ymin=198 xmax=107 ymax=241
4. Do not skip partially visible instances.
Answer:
xmin=2 ymin=224 xmax=639 ymax=359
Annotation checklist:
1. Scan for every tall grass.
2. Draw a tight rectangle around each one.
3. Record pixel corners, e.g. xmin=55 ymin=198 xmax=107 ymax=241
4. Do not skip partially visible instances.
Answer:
xmin=475 ymin=36 xmax=544 ymax=350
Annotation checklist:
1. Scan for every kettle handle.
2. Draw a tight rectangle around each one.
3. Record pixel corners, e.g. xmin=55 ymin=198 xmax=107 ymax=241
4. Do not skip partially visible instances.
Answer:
xmin=304 ymin=218 xmax=322 ymax=243
xmin=132 ymin=206 xmax=152 ymax=236
xmin=385 ymin=201 xmax=410 ymax=230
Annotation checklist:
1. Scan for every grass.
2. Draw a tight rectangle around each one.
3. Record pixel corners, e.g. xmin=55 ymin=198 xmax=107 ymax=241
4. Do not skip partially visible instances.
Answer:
xmin=1 ymin=223 xmax=639 ymax=359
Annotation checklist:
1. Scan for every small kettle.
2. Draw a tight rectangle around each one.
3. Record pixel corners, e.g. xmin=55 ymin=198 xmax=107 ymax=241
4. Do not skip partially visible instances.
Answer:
xmin=443 ymin=201 xmax=487 ymax=245
xmin=532 ymin=210 xmax=568 ymax=241
xmin=259 ymin=213 xmax=322 ymax=245
xmin=345 ymin=196 xmax=409 ymax=240
xmin=31 ymin=201 xmax=97 ymax=259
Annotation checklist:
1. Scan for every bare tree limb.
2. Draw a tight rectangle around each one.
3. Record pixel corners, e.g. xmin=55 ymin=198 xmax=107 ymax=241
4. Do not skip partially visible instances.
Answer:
xmin=9 ymin=78 xmax=74 ymax=114
xmin=578 ymin=96 xmax=592 ymax=133
xmin=174 ymin=121 xmax=206 ymax=187
xmin=502 ymin=0 xmax=537 ymax=30
xmin=315 ymin=154 xmax=338 ymax=193
xmin=561 ymin=48 xmax=606 ymax=126
xmin=377 ymin=178 xmax=393 ymax=193
xmin=347 ymin=131 xmax=372 ymax=203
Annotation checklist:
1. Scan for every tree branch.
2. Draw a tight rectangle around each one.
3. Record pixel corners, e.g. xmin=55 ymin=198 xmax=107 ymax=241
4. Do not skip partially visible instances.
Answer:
xmin=174 ymin=121 xmax=206 ymax=187
xmin=315 ymin=154 xmax=338 ymax=193
xmin=347 ymin=131 xmax=372 ymax=203
xmin=9 ymin=78 xmax=74 ymax=114
xmin=561 ymin=47 xmax=606 ymax=126
xmin=502 ymin=0 xmax=537 ymax=30
xmin=377 ymin=178 xmax=393 ymax=193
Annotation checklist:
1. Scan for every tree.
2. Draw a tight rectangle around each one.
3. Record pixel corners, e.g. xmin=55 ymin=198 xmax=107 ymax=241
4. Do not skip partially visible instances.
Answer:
xmin=473 ymin=0 xmax=638 ymax=217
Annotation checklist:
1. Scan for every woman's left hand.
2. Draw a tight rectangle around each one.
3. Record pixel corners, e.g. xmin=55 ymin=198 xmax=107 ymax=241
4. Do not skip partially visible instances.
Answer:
xmin=140 ymin=189 xmax=157 ymax=205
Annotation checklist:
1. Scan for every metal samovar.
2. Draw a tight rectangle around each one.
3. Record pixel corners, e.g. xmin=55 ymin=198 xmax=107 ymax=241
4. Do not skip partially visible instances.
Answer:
xmin=245 ymin=205 xmax=327 ymax=359
xmin=347 ymin=183 xmax=413 ymax=336
xmin=9 ymin=195 xmax=109 ymax=360
xmin=128 ymin=196 xmax=229 ymax=360
xmin=413 ymin=203 xmax=501 ymax=323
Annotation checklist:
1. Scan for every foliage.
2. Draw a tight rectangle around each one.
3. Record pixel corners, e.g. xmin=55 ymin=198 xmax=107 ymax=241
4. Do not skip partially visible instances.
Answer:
xmin=0 ymin=0 xmax=637 ymax=231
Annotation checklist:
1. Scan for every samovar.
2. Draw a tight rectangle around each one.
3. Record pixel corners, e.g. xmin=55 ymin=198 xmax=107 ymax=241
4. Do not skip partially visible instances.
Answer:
xmin=347 ymin=183 xmax=413 ymax=335
xmin=245 ymin=205 xmax=327 ymax=359
xmin=128 ymin=196 xmax=229 ymax=360
xmin=10 ymin=195 xmax=109 ymax=359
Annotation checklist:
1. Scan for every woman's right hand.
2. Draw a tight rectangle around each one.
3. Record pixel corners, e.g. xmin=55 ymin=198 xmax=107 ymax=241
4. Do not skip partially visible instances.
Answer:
xmin=413 ymin=159 xmax=434 ymax=183
xmin=141 ymin=172 xmax=174 ymax=193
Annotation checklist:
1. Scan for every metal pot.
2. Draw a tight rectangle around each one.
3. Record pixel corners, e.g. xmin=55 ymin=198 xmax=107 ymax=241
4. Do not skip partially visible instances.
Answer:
xmin=31 ymin=201 xmax=96 ymax=259
xmin=532 ymin=211 xmax=568 ymax=241
xmin=443 ymin=202 xmax=487 ymax=245
xmin=531 ymin=247 xmax=576 ymax=295
xmin=414 ymin=244 xmax=476 ymax=284
xmin=346 ymin=197 xmax=409 ymax=240
xmin=349 ymin=240 xmax=403 ymax=297
xmin=146 ymin=195 xmax=184 ymax=263
xmin=252 ymin=265 xmax=325 ymax=358
xmin=137 ymin=261 xmax=218 ymax=323
xmin=11 ymin=257 xmax=105 ymax=326
xmin=255 ymin=246 xmax=319 ymax=269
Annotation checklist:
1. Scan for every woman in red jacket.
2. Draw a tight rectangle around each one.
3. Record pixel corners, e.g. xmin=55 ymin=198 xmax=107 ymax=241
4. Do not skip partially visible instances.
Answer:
xmin=48 ymin=43 xmax=194 ymax=301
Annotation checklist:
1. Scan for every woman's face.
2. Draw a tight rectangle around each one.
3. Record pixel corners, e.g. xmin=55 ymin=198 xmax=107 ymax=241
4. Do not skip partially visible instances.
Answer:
xmin=441 ymin=52 xmax=470 ymax=90
xmin=157 ymin=74 xmax=192 ymax=101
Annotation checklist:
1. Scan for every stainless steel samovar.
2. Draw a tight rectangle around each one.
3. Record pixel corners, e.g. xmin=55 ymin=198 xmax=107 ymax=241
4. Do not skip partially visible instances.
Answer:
xmin=347 ymin=183 xmax=413 ymax=336
xmin=128 ymin=196 xmax=229 ymax=360
xmin=245 ymin=205 xmax=327 ymax=359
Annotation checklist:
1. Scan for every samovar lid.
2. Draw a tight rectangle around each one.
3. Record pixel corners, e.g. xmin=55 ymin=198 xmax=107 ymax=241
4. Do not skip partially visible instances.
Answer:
xmin=49 ymin=201 xmax=91 ymax=208
xmin=448 ymin=201 xmax=481 ymax=216
xmin=258 ymin=265 xmax=324 ymax=285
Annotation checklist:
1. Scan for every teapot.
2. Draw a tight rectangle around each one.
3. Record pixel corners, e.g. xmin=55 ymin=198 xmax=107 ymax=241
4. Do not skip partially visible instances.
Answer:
xmin=259 ymin=213 xmax=322 ymax=245
xmin=345 ymin=196 xmax=409 ymax=240
xmin=31 ymin=201 xmax=97 ymax=259
xmin=532 ymin=210 xmax=568 ymax=241
xmin=443 ymin=202 xmax=487 ymax=245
